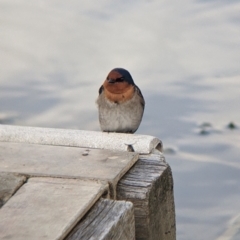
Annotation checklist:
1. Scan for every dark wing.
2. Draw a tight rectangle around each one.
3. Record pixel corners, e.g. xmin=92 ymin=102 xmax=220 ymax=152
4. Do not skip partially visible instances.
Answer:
xmin=98 ymin=85 xmax=104 ymax=95
xmin=135 ymin=85 xmax=145 ymax=109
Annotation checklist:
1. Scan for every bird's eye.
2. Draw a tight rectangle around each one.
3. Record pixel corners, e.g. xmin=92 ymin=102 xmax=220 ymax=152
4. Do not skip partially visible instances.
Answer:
xmin=116 ymin=77 xmax=124 ymax=82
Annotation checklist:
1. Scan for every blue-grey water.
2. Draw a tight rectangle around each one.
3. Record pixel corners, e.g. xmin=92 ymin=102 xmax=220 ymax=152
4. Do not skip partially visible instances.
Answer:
xmin=1 ymin=1 xmax=240 ymax=239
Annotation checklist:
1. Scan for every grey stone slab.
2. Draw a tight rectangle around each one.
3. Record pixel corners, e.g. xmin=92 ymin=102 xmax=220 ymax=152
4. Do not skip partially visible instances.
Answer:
xmin=0 ymin=172 xmax=26 ymax=208
xmin=66 ymin=198 xmax=135 ymax=240
xmin=0 ymin=124 xmax=162 ymax=154
xmin=0 ymin=142 xmax=138 ymax=198
xmin=0 ymin=177 xmax=108 ymax=240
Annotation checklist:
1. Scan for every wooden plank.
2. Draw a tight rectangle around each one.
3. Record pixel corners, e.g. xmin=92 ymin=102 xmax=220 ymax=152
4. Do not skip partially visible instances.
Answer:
xmin=0 ymin=142 xmax=138 ymax=198
xmin=0 ymin=177 xmax=108 ymax=240
xmin=66 ymin=198 xmax=135 ymax=240
xmin=0 ymin=172 xmax=26 ymax=208
xmin=117 ymin=153 xmax=176 ymax=240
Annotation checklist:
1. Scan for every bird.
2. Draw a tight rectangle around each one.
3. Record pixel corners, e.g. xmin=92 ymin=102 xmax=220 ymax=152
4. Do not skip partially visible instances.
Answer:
xmin=96 ymin=68 xmax=145 ymax=133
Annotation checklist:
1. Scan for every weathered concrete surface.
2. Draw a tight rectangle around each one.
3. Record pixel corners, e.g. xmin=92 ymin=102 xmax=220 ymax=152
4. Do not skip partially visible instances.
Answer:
xmin=0 ymin=172 xmax=26 ymax=208
xmin=0 ymin=124 xmax=162 ymax=154
xmin=117 ymin=153 xmax=176 ymax=240
xmin=0 ymin=177 xmax=108 ymax=240
xmin=66 ymin=198 xmax=135 ymax=240
xmin=0 ymin=142 xmax=138 ymax=198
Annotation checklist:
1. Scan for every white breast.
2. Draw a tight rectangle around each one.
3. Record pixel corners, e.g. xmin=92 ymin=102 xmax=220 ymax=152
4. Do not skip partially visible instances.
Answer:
xmin=97 ymin=90 xmax=144 ymax=133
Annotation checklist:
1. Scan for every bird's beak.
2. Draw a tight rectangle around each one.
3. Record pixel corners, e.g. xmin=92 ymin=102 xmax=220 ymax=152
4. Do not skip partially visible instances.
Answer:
xmin=107 ymin=79 xmax=115 ymax=83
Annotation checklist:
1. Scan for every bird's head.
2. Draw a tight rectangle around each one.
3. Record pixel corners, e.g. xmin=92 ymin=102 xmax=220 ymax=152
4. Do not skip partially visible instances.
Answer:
xmin=103 ymin=68 xmax=135 ymax=95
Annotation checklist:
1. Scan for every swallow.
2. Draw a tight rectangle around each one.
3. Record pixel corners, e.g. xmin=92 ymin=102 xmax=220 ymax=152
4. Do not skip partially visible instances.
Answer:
xmin=96 ymin=68 xmax=145 ymax=133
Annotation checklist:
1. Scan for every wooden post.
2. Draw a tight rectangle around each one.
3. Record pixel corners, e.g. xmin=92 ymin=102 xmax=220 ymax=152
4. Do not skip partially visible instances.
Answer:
xmin=66 ymin=198 xmax=135 ymax=240
xmin=117 ymin=153 xmax=176 ymax=240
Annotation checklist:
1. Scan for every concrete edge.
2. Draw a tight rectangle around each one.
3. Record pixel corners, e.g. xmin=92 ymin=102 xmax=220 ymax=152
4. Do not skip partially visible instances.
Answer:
xmin=0 ymin=124 xmax=162 ymax=154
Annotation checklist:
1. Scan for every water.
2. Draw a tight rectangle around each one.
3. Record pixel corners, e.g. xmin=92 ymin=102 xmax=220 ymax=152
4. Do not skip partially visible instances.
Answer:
xmin=1 ymin=1 xmax=240 ymax=239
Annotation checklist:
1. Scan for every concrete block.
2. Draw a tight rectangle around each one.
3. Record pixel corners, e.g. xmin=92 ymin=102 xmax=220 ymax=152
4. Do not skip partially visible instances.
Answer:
xmin=0 ymin=124 xmax=162 ymax=154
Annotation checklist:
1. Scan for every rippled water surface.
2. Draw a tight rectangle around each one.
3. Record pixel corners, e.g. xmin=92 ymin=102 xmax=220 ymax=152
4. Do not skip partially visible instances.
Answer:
xmin=1 ymin=1 xmax=240 ymax=239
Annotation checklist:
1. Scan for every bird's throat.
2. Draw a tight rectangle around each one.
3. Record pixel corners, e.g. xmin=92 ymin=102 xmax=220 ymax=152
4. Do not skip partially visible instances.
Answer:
xmin=104 ymin=85 xmax=135 ymax=103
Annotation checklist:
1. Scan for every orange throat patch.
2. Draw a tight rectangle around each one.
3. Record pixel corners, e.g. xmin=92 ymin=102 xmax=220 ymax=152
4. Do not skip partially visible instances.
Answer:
xmin=104 ymin=84 xmax=135 ymax=103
